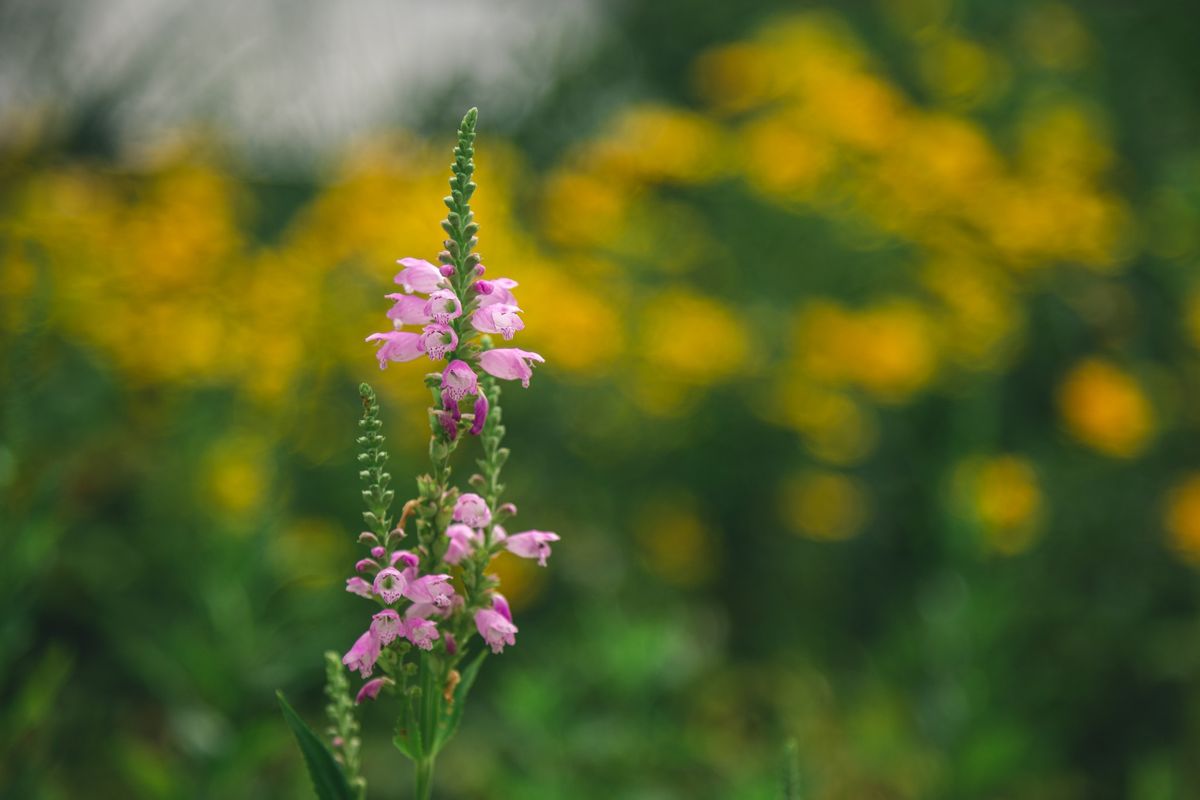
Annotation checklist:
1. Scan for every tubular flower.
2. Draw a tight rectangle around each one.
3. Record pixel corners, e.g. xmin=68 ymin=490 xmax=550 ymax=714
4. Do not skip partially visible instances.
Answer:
xmin=366 ymin=331 xmax=424 ymax=368
xmin=394 ymin=257 xmax=446 ymax=294
xmin=444 ymin=523 xmax=479 ymax=565
xmin=469 ymin=392 xmax=489 ymax=436
xmin=370 ymin=609 xmax=404 ymax=645
xmin=475 ymin=605 xmax=518 ymax=654
xmin=441 ymin=360 xmax=479 ymax=401
xmin=470 ymin=304 xmax=525 ymax=340
xmin=424 ymin=289 xmax=464 ymax=324
xmin=478 ymin=348 xmax=544 ymax=387
xmin=386 ymin=294 xmax=432 ymax=326
xmin=404 ymin=618 xmax=441 ymax=651
xmin=403 ymin=574 xmax=456 ymax=608
xmin=453 ymin=493 xmax=492 ymax=528
xmin=420 ymin=323 xmax=459 ymax=361
xmin=373 ymin=567 xmax=407 ymax=604
xmin=345 ymin=577 xmax=373 ymax=598
xmin=355 ymin=677 xmax=391 ymax=704
xmin=504 ymin=530 xmax=561 ymax=567
xmin=476 ymin=277 xmax=519 ymax=307
xmin=342 ymin=630 xmax=381 ymax=678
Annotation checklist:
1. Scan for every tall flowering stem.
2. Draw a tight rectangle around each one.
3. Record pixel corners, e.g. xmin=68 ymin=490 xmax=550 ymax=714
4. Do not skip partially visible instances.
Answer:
xmin=282 ymin=108 xmax=558 ymax=800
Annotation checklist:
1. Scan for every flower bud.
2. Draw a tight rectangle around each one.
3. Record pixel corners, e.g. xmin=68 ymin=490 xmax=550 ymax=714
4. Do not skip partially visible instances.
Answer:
xmin=439 ymin=264 xmax=455 ymax=277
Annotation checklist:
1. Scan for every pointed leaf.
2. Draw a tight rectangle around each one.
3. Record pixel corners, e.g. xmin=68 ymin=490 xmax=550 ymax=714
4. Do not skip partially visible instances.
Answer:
xmin=277 ymin=691 xmax=356 ymax=800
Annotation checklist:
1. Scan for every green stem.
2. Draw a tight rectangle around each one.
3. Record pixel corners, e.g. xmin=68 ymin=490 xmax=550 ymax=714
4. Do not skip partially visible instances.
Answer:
xmin=414 ymin=756 xmax=436 ymax=800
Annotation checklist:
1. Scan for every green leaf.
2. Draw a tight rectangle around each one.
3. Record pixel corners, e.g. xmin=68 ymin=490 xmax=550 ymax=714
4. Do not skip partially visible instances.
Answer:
xmin=277 ymin=691 xmax=357 ymax=800
xmin=434 ymin=649 xmax=487 ymax=754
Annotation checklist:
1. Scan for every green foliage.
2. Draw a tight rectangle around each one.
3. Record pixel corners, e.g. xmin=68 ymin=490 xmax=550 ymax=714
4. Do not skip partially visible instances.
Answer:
xmin=277 ymin=692 xmax=357 ymax=800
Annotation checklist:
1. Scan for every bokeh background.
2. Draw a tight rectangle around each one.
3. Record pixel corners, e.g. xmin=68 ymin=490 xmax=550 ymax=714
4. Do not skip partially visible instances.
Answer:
xmin=4 ymin=0 xmax=1200 ymax=797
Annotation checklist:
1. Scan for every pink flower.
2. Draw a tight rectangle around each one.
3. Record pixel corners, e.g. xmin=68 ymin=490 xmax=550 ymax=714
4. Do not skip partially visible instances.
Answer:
xmin=469 ymin=392 xmax=489 ymax=436
xmin=491 ymin=592 xmax=513 ymax=623
xmin=345 ymin=577 xmax=373 ymax=598
xmin=355 ymin=677 xmax=391 ymax=704
xmin=444 ymin=523 xmax=478 ymax=565
xmin=453 ymin=493 xmax=492 ymax=529
xmin=441 ymin=360 xmax=479 ymax=401
xmin=489 ymin=524 xmax=508 ymax=545
xmin=476 ymin=277 xmax=519 ymax=307
xmin=373 ymin=567 xmax=407 ymax=604
xmin=385 ymin=294 xmax=431 ymax=326
xmin=355 ymin=558 xmax=378 ymax=574
xmin=366 ymin=331 xmax=424 ymax=368
xmin=370 ymin=546 xmax=386 ymax=559
xmin=342 ymin=630 xmax=381 ymax=678
xmin=403 ymin=574 xmax=455 ymax=608
xmin=370 ymin=609 xmax=404 ymax=645
xmin=478 ymin=348 xmax=544 ymax=387
xmin=475 ymin=608 xmax=518 ymax=654
xmin=419 ymin=323 xmax=458 ymax=361
xmin=505 ymin=530 xmax=560 ymax=566
xmin=394 ymin=257 xmax=445 ymax=294
xmin=424 ymin=289 xmax=463 ymax=324
xmin=404 ymin=617 xmax=441 ymax=651
xmin=470 ymin=304 xmax=524 ymax=340
xmin=391 ymin=550 xmax=420 ymax=569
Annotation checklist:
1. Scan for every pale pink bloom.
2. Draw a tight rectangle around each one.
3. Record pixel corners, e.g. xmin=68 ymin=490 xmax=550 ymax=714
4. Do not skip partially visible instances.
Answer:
xmin=476 ymin=277 xmax=518 ymax=307
xmin=475 ymin=608 xmax=518 ymax=654
xmin=404 ymin=617 xmax=440 ymax=651
xmin=491 ymin=592 xmax=513 ymax=623
xmin=441 ymin=360 xmax=479 ymax=401
xmin=394 ymin=257 xmax=445 ymax=294
xmin=404 ymin=574 xmax=455 ymax=608
xmin=453 ymin=493 xmax=492 ymax=529
xmin=424 ymin=289 xmax=463 ymax=324
xmin=342 ymin=630 xmax=381 ymax=678
xmin=370 ymin=609 xmax=404 ymax=645
xmin=419 ymin=323 xmax=458 ymax=360
xmin=489 ymin=525 xmax=507 ymax=546
xmin=478 ymin=348 xmax=544 ymax=387
xmin=390 ymin=550 xmax=420 ymax=568
xmin=373 ymin=567 xmax=407 ymax=604
xmin=385 ymin=294 xmax=431 ymax=326
xmin=469 ymin=393 xmax=489 ymax=436
xmin=345 ymin=577 xmax=373 ymax=598
xmin=366 ymin=331 xmax=424 ymax=368
xmin=355 ymin=677 xmax=391 ymax=704
xmin=470 ymin=304 xmax=524 ymax=340
xmin=444 ymin=523 xmax=479 ymax=565
xmin=505 ymin=530 xmax=560 ymax=566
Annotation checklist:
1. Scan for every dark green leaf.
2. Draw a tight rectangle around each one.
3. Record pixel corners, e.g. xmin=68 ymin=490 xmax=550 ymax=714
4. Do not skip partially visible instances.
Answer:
xmin=277 ymin=691 xmax=356 ymax=800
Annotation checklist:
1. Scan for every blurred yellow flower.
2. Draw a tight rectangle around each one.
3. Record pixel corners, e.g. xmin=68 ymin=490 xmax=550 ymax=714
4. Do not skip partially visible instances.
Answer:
xmin=633 ymin=493 xmax=717 ymax=586
xmin=584 ymin=105 xmax=726 ymax=185
xmin=778 ymin=470 xmax=869 ymax=541
xmin=1165 ymin=474 xmax=1200 ymax=565
xmin=203 ymin=434 xmax=271 ymax=520
xmin=1057 ymin=358 xmax=1155 ymax=458
xmin=954 ymin=455 xmax=1043 ymax=555
xmin=640 ymin=289 xmax=751 ymax=385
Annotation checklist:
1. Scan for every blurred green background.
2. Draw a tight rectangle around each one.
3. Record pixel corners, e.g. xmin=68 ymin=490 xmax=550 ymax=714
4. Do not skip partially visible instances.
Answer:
xmin=5 ymin=0 xmax=1200 ymax=797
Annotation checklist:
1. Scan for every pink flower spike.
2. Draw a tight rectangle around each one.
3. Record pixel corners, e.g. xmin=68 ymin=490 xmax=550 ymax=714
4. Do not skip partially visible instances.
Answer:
xmin=394 ymin=258 xmax=445 ymax=294
xmin=453 ymin=493 xmax=492 ymax=529
xmin=424 ymin=289 xmax=463 ymax=324
xmin=478 ymin=348 xmax=544 ymax=387
xmin=366 ymin=331 xmax=425 ymax=369
xmin=385 ymin=294 xmax=432 ymax=327
xmin=504 ymin=530 xmax=561 ymax=567
xmin=419 ymin=323 xmax=459 ymax=361
xmin=404 ymin=574 xmax=455 ymax=608
xmin=370 ymin=609 xmax=404 ymax=645
xmin=373 ymin=567 xmax=407 ymax=604
xmin=475 ymin=608 xmax=518 ymax=654
xmin=342 ymin=631 xmax=381 ymax=678
xmin=346 ymin=577 xmax=373 ymax=598
xmin=391 ymin=550 xmax=420 ymax=568
xmin=469 ymin=392 xmax=489 ymax=436
xmin=444 ymin=523 xmax=478 ymax=565
xmin=355 ymin=677 xmax=391 ymax=704
xmin=470 ymin=304 xmax=525 ymax=340
xmin=404 ymin=617 xmax=441 ymax=651
xmin=441 ymin=360 xmax=479 ymax=401
xmin=491 ymin=592 xmax=513 ymax=623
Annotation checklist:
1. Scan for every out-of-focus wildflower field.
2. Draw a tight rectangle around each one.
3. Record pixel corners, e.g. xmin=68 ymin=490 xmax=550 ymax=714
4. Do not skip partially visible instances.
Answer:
xmin=5 ymin=2 xmax=1200 ymax=798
